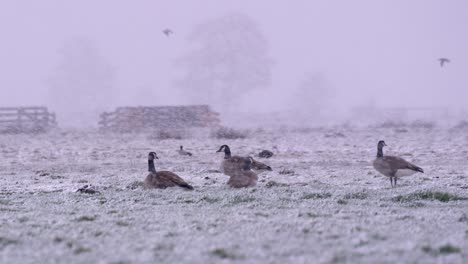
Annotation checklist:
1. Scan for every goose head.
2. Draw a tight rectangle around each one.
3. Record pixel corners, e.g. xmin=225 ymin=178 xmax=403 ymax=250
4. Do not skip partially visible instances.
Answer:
xmin=378 ymin=140 xmax=387 ymax=148
xmin=148 ymin=152 xmax=159 ymax=160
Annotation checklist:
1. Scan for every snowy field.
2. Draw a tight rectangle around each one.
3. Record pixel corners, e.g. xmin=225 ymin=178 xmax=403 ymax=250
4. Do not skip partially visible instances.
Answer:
xmin=0 ymin=126 xmax=467 ymax=263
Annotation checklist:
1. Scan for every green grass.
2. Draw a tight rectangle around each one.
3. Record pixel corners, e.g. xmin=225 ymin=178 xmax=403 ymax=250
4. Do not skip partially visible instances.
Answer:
xmin=337 ymin=199 xmax=348 ymax=205
xmin=200 ymin=196 xmax=221 ymax=204
xmin=392 ymin=191 xmax=467 ymax=203
xmin=421 ymin=244 xmax=461 ymax=255
xmin=438 ymin=244 xmax=461 ymax=254
xmin=74 ymin=246 xmax=91 ymax=254
xmin=301 ymin=192 xmax=332 ymax=199
xmin=76 ymin=215 xmax=97 ymax=222
xmin=343 ymin=192 xmax=368 ymax=200
xmin=0 ymin=237 xmax=20 ymax=250
xmin=265 ymin=181 xmax=289 ymax=188
xmin=230 ymin=195 xmax=255 ymax=204
xmin=210 ymin=248 xmax=243 ymax=260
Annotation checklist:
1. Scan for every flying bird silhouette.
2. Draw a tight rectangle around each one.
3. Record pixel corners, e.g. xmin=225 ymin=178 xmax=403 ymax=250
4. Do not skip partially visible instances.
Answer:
xmin=163 ymin=29 xmax=173 ymax=36
xmin=438 ymin=58 xmax=450 ymax=67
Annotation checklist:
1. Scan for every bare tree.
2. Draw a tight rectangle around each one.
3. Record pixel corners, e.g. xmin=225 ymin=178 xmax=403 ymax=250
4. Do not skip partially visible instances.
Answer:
xmin=176 ymin=13 xmax=272 ymax=112
xmin=48 ymin=38 xmax=114 ymax=126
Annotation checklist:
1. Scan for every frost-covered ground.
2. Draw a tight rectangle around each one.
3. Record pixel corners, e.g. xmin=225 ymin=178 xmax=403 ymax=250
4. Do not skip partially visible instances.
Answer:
xmin=0 ymin=127 xmax=467 ymax=263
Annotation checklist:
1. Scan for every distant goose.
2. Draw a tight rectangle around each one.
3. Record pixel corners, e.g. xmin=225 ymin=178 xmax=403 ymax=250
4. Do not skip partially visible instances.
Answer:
xmin=163 ymin=29 xmax=173 ymax=36
xmin=76 ymin=185 xmax=99 ymax=194
xmin=438 ymin=58 xmax=450 ymax=67
xmin=227 ymin=157 xmax=258 ymax=188
xmin=258 ymin=150 xmax=274 ymax=158
xmin=178 ymin=146 xmax=192 ymax=156
xmin=373 ymin=141 xmax=424 ymax=187
xmin=216 ymin=145 xmax=248 ymax=177
xmin=144 ymin=152 xmax=193 ymax=190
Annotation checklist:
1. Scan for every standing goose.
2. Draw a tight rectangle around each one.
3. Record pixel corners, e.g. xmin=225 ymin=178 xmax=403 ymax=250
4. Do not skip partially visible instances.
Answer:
xmin=178 ymin=146 xmax=192 ymax=156
xmin=373 ymin=141 xmax=424 ymax=187
xmin=144 ymin=152 xmax=194 ymax=190
xmin=216 ymin=145 xmax=248 ymax=176
xmin=227 ymin=157 xmax=258 ymax=188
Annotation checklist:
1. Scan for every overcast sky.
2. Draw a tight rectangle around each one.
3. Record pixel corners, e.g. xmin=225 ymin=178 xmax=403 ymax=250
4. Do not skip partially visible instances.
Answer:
xmin=0 ymin=0 xmax=467 ymax=115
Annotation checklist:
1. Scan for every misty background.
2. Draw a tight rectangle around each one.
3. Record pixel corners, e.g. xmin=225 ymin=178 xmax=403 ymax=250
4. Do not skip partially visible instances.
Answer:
xmin=0 ymin=0 xmax=467 ymax=127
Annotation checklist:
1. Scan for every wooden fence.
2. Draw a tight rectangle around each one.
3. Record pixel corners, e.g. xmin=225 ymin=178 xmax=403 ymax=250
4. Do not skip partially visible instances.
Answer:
xmin=99 ymin=105 xmax=221 ymax=132
xmin=0 ymin=107 xmax=57 ymax=133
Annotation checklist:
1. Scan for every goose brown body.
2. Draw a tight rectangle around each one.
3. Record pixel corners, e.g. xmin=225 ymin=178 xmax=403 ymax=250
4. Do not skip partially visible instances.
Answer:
xmin=220 ymin=156 xmax=248 ymax=176
xmin=144 ymin=171 xmax=193 ymax=190
xmin=226 ymin=157 xmax=258 ymax=188
xmin=144 ymin=152 xmax=193 ymax=190
xmin=227 ymin=170 xmax=258 ymax=188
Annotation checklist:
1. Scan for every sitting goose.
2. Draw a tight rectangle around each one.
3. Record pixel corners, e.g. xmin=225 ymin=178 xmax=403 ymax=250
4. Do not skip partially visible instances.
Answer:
xmin=216 ymin=145 xmax=248 ymax=176
xmin=178 ymin=145 xmax=192 ymax=156
xmin=227 ymin=157 xmax=258 ymax=188
xmin=144 ymin=152 xmax=194 ymax=190
xmin=373 ymin=141 xmax=424 ymax=187
xmin=216 ymin=145 xmax=273 ymax=176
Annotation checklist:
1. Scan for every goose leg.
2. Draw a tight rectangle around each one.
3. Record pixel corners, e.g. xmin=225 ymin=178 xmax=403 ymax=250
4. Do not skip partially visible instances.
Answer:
xmin=394 ymin=177 xmax=398 ymax=187
xmin=390 ymin=177 xmax=394 ymax=188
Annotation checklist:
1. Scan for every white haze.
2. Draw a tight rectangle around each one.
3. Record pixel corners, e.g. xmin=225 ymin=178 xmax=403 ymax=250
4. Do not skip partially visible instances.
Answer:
xmin=0 ymin=0 xmax=467 ymax=127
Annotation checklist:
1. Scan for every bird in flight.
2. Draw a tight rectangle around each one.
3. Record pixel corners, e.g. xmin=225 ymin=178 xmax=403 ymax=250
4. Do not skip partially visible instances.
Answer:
xmin=438 ymin=58 xmax=450 ymax=67
xmin=163 ymin=29 xmax=173 ymax=36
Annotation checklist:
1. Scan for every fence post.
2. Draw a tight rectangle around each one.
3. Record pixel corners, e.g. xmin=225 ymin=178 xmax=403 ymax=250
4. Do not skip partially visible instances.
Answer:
xmin=17 ymin=108 xmax=23 ymax=132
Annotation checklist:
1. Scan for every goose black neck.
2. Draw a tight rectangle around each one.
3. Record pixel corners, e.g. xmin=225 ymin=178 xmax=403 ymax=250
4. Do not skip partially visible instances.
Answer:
xmin=242 ymin=159 xmax=251 ymax=170
xmin=224 ymin=146 xmax=231 ymax=159
xmin=148 ymin=159 xmax=156 ymax=172
xmin=377 ymin=145 xmax=384 ymax=158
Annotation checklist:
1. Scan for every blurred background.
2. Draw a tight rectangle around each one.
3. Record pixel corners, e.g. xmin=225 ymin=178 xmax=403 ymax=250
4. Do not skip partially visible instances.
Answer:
xmin=0 ymin=0 xmax=466 ymax=127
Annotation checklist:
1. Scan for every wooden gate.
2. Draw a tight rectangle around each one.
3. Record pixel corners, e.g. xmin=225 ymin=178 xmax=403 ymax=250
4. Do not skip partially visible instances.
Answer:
xmin=0 ymin=107 xmax=57 ymax=133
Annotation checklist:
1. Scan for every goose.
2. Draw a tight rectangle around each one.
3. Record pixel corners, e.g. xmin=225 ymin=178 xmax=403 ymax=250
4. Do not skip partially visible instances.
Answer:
xmin=258 ymin=150 xmax=274 ymax=158
xmin=217 ymin=145 xmax=272 ymax=176
xmin=227 ymin=157 xmax=258 ymax=188
xmin=178 ymin=146 xmax=192 ymax=156
xmin=144 ymin=152 xmax=193 ymax=190
xmin=373 ymin=141 xmax=424 ymax=187
xmin=438 ymin=58 xmax=450 ymax=67
xmin=216 ymin=145 xmax=248 ymax=176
